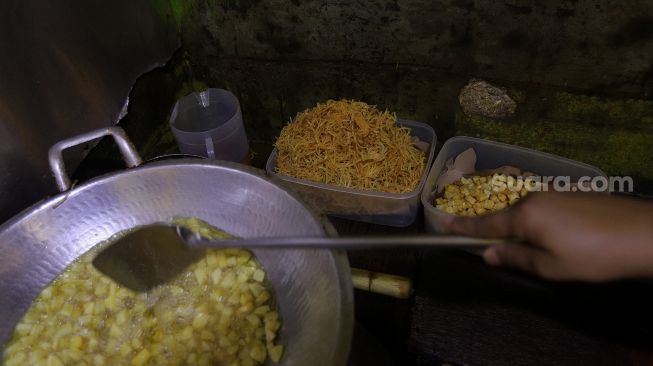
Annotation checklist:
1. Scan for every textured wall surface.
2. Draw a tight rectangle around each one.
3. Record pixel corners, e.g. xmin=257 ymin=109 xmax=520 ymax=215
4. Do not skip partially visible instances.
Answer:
xmin=186 ymin=0 xmax=653 ymax=95
xmin=174 ymin=0 xmax=653 ymax=123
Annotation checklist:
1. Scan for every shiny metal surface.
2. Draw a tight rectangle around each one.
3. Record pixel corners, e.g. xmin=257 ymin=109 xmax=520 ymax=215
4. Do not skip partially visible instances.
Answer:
xmin=49 ymin=127 xmax=143 ymax=192
xmin=0 ymin=159 xmax=353 ymax=365
xmin=183 ymin=232 xmax=506 ymax=249
xmin=0 ymin=0 xmax=179 ymax=222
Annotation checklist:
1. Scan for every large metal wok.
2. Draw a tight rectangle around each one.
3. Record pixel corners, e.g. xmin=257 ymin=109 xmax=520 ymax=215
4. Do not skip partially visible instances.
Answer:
xmin=0 ymin=127 xmax=353 ymax=365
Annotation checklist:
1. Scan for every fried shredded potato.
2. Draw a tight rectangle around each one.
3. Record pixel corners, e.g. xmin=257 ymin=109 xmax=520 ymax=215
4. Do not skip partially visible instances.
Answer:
xmin=275 ymin=99 xmax=425 ymax=193
xmin=2 ymin=218 xmax=283 ymax=366
xmin=436 ymin=174 xmax=534 ymax=216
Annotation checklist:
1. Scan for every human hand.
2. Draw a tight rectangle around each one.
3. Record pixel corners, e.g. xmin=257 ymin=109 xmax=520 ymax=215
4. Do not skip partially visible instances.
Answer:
xmin=445 ymin=191 xmax=653 ymax=282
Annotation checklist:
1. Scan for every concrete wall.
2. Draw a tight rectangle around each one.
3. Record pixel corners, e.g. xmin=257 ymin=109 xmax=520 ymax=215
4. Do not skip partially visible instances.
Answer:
xmin=184 ymin=0 xmax=652 ymax=94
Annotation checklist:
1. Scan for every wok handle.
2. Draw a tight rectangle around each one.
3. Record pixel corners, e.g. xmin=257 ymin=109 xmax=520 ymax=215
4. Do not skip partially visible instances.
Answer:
xmin=48 ymin=126 xmax=142 ymax=192
xmin=351 ymin=268 xmax=412 ymax=299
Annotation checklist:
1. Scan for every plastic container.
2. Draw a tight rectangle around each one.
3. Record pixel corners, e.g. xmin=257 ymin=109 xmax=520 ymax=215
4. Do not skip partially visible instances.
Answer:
xmin=169 ymin=88 xmax=250 ymax=163
xmin=421 ymin=136 xmax=607 ymax=233
xmin=266 ymin=119 xmax=437 ymax=227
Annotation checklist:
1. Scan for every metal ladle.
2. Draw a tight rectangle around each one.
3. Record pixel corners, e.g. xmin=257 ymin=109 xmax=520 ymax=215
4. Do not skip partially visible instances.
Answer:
xmin=93 ymin=224 xmax=506 ymax=292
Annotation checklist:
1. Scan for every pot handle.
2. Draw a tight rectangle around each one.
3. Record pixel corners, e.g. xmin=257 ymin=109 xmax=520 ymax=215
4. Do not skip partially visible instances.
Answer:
xmin=48 ymin=126 xmax=142 ymax=192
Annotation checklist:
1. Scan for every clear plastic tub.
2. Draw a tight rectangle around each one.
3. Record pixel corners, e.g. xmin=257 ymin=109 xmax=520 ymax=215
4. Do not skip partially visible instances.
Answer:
xmin=266 ymin=119 xmax=437 ymax=227
xmin=421 ymin=136 xmax=607 ymax=233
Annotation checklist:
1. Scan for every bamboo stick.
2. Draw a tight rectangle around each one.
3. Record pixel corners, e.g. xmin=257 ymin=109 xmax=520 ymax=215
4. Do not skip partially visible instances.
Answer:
xmin=351 ymin=268 xmax=412 ymax=299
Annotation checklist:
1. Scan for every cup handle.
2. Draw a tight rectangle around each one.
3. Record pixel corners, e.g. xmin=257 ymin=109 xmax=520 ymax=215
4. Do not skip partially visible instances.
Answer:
xmin=205 ymin=137 xmax=216 ymax=159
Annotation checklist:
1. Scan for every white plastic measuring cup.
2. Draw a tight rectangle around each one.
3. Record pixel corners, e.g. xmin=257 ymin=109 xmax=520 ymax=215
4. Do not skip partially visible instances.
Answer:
xmin=169 ymin=88 xmax=250 ymax=163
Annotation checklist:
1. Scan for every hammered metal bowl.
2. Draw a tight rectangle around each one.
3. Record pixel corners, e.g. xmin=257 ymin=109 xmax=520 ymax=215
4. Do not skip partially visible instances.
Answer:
xmin=0 ymin=159 xmax=353 ymax=366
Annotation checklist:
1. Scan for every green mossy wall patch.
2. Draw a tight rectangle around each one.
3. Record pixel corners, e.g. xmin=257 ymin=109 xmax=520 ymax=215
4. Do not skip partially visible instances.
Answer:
xmin=150 ymin=0 xmax=194 ymax=30
xmin=456 ymin=90 xmax=653 ymax=192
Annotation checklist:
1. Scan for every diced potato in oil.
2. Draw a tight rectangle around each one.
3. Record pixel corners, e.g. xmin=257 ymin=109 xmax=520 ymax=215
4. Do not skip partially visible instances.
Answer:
xmin=3 ymin=218 xmax=284 ymax=366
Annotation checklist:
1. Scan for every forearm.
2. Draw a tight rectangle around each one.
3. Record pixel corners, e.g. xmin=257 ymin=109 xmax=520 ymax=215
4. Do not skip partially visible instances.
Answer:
xmin=606 ymin=198 xmax=653 ymax=280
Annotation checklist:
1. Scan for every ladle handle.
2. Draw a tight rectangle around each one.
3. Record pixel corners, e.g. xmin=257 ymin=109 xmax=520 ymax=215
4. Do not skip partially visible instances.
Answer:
xmin=48 ymin=126 xmax=142 ymax=192
xmin=179 ymin=229 xmax=507 ymax=250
